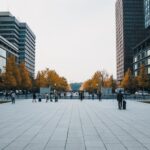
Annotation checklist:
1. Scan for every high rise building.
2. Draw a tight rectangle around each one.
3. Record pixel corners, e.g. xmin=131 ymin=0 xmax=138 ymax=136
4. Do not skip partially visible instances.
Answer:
xmin=0 ymin=36 xmax=18 ymax=73
xmin=115 ymin=0 xmax=147 ymax=81
xmin=132 ymin=0 xmax=150 ymax=77
xmin=144 ymin=0 xmax=150 ymax=28
xmin=0 ymin=12 xmax=35 ymax=77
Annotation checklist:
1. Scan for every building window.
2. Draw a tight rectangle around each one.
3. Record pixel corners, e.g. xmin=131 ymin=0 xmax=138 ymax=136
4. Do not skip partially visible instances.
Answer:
xmin=134 ymin=64 xmax=137 ymax=70
xmin=148 ymin=58 xmax=150 ymax=65
xmin=148 ymin=67 xmax=150 ymax=74
xmin=134 ymin=57 xmax=137 ymax=62
xmin=147 ymin=49 xmax=150 ymax=56
xmin=135 ymin=71 xmax=138 ymax=77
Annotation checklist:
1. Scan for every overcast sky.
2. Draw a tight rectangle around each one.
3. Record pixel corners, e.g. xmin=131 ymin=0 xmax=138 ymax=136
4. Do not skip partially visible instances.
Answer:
xmin=0 ymin=0 xmax=116 ymax=83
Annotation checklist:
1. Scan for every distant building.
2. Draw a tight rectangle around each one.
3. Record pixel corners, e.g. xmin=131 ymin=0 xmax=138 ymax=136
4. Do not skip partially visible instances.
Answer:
xmin=0 ymin=36 xmax=18 ymax=73
xmin=115 ymin=0 xmax=147 ymax=81
xmin=0 ymin=12 xmax=35 ymax=77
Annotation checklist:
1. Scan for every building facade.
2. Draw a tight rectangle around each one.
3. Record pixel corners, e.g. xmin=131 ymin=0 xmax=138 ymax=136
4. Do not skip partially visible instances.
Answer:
xmin=0 ymin=36 xmax=18 ymax=73
xmin=133 ymin=36 xmax=150 ymax=76
xmin=115 ymin=0 xmax=147 ymax=81
xmin=132 ymin=0 xmax=150 ymax=76
xmin=144 ymin=0 xmax=150 ymax=28
xmin=0 ymin=12 xmax=35 ymax=77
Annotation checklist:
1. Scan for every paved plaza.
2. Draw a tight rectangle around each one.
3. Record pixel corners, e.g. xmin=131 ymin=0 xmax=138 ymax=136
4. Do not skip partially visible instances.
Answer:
xmin=0 ymin=99 xmax=150 ymax=150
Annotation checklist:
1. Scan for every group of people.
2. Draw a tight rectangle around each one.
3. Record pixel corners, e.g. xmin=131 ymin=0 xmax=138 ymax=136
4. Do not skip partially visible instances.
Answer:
xmin=7 ymin=90 xmax=126 ymax=110
xmin=32 ymin=91 xmax=59 ymax=103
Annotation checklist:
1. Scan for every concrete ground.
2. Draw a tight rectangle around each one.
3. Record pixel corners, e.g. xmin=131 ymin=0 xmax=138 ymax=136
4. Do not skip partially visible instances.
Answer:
xmin=0 ymin=99 xmax=150 ymax=150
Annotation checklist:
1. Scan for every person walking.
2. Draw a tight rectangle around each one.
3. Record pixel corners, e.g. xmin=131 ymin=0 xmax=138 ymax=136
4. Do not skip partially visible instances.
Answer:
xmin=117 ymin=90 xmax=124 ymax=110
xmin=32 ymin=93 xmax=36 ymax=103
xmin=92 ymin=93 xmax=94 ymax=100
xmin=54 ymin=90 xmax=58 ymax=102
xmin=97 ymin=91 xmax=102 ymax=101
xmin=45 ymin=93 xmax=49 ymax=102
xmin=11 ymin=91 xmax=16 ymax=104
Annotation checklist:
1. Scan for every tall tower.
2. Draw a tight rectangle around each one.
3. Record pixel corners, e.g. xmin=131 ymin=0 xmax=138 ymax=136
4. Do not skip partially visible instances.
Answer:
xmin=144 ymin=0 xmax=150 ymax=29
xmin=0 ymin=12 xmax=36 ymax=77
xmin=115 ymin=0 xmax=147 ymax=81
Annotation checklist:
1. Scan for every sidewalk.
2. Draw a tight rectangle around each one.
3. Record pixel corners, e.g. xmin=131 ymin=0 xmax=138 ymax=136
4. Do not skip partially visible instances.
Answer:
xmin=0 ymin=100 xmax=150 ymax=150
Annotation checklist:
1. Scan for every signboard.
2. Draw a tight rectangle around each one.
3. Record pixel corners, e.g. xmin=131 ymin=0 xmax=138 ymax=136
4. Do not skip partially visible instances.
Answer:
xmin=40 ymin=87 xmax=51 ymax=95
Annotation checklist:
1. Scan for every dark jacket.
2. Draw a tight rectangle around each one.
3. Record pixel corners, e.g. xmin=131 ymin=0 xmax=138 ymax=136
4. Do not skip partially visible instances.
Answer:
xmin=117 ymin=93 xmax=124 ymax=101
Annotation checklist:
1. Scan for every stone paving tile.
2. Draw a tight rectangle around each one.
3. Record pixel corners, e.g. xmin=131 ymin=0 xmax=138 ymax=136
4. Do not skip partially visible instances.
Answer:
xmin=0 ymin=100 xmax=150 ymax=150
xmin=105 ymin=143 xmax=127 ymax=150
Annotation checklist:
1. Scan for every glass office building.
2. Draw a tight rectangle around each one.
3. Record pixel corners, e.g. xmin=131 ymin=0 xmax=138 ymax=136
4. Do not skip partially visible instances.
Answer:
xmin=0 ymin=36 xmax=18 ymax=73
xmin=0 ymin=12 xmax=35 ymax=77
xmin=116 ymin=0 xmax=147 ymax=81
xmin=144 ymin=0 xmax=150 ymax=28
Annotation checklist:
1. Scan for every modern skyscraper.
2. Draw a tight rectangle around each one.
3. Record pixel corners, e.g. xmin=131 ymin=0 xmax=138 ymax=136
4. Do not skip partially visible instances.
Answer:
xmin=144 ymin=0 xmax=150 ymax=28
xmin=0 ymin=12 xmax=35 ymax=77
xmin=0 ymin=36 xmax=18 ymax=73
xmin=115 ymin=0 xmax=147 ymax=81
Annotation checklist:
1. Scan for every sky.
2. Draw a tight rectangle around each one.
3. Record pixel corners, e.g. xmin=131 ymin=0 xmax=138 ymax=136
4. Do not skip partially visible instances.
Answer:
xmin=0 ymin=0 xmax=116 ymax=83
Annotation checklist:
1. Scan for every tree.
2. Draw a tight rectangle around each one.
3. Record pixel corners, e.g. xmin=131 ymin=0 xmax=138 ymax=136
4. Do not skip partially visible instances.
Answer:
xmin=35 ymin=71 xmax=47 ymax=88
xmin=4 ymin=56 xmax=17 ymax=90
xmin=35 ymin=68 xmax=70 ymax=92
xmin=19 ymin=63 xmax=32 ymax=90
xmin=121 ymin=68 xmax=133 ymax=91
xmin=0 ymin=72 xmax=5 ymax=90
xmin=137 ymin=64 xmax=149 ymax=90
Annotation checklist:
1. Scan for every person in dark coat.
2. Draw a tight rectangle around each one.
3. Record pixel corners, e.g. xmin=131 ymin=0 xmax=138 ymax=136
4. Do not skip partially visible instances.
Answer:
xmin=32 ymin=93 xmax=36 ymax=103
xmin=117 ymin=91 xmax=124 ymax=109
xmin=97 ymin=91 xmax=102 ymax=101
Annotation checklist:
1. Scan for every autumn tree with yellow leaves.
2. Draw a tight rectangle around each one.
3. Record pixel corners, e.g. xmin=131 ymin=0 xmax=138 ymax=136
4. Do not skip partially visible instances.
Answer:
xmin=137 ymin=64 xmax=149 ymax=90
xmin=121 ymin=68 xmax=133 ymax=91
xmin=35 ymin=68 xmax=69 ymax=92
xmin=1 ymin=56 xmax=32 ymax=90
xmin=81 ymin=71 xmax=116 ymax=93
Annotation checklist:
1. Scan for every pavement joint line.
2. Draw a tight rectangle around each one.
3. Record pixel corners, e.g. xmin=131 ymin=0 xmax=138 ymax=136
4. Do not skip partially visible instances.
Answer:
xmin=82 ymin=103 xmax=108 ymax=150
xmin=64 ymin=103 xmax=73 ymax=150
xmin=0 ymin=100 xmax=150 ymax=150
xmin=89 ymin=102 xmax=149 ymax=150
xmin=43 ymin=103 xmax=70 ymax=150
xmin=0 ymin=111 xmax=37 ymax=131
xmin=94 ymin=101 xmax=150 ymax=148
xmin=22 ymin=104 xmax=62 ymax=150
xmin=78 ymin=103 xmax=88 ymax=150
xmin=1 ymin=107 xmax=55 ymax=150
xmin=0 ymin=112 xmax=41 ymax=138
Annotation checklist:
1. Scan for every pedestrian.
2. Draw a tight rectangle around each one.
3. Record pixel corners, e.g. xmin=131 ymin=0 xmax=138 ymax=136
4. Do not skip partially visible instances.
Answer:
xmin=92 ymin=93 xmax=94 ymax=100
xmin=97 ymin=91 xmax=102 ymax=101
xmin=54 ymin=90 xmax=58 ymax=102
xmin=79 ymin=91 xmax=83 ymax=101
xmin=45 ymin=93 xmax=49 ymax=102
xmin=38 ymin=94 xmax=42 ymax=102
xmin=117 ymin=90 xmax=124 ymax=109
xmin=32 ymin=93 xmax=36 ymax=103
xmin=11 ymin=91 xmax=16 ymax=104
xmin=50 ymin=92 xmax=53 ymax=102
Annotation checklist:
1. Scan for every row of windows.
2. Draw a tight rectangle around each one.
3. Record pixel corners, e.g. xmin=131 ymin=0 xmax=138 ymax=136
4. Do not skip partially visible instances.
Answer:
xmin=134 ymin=67 xmax=150 ymax=76
xmin=134 ymin=49 xmax=150 ymax=62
